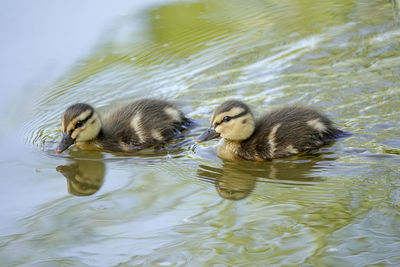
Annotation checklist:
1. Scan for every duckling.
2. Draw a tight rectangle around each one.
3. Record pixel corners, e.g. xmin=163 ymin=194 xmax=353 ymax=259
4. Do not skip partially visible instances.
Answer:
xmin=56 ymin=99 xmax=191 ymax=154
xmin=195 ymin=100 xmax=344 ymax=161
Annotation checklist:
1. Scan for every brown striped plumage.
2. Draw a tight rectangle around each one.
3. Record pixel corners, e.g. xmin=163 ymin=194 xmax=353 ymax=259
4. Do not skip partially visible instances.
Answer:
xmin=195 ymin=100 xmax=343 ymax=161
xmin=56 ymin=99 xmax=191 ymax=154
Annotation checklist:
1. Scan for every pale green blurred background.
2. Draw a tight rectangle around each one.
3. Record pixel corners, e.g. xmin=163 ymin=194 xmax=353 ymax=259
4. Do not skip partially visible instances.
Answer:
xmin=1 ymin=0 xmax=400 ymax=266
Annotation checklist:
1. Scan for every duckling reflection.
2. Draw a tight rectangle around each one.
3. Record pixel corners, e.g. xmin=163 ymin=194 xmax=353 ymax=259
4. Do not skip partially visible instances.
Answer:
xmin=198 ymin=163 xmax=256 ymax=200
xmin=198 ymin=154 xmax=331 ymax=200
xmin=56 ymin=159 xmax=105 ymax=196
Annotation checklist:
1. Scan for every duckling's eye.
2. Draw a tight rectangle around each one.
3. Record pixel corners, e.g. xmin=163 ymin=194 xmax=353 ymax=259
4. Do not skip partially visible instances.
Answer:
xmin=75 ymin=121 xmax=84 ymax=128
xmin=222 ymin=116 xmax=231 ymax=123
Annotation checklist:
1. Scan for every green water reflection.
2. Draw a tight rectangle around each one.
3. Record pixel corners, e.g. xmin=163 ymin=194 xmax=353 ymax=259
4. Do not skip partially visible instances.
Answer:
xmin=1 ymin=0 xmax=400 ymax=266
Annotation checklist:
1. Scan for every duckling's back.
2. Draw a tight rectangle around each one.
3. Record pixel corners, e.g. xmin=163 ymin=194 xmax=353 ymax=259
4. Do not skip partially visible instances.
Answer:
xmin=239 ymin=106 xmax=342 ymax=160
xmin=99 ymin=99 xmax=189 ymax=151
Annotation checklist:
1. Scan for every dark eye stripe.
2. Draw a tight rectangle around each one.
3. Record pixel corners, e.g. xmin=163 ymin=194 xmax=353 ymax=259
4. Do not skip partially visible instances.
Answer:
xmin=214 ymin=111 xmax=247 ymax=127
xmin=80 ymin=111 xmax=94 ymax=125
xmin=71 ymin=110 xmax=94 ymax=132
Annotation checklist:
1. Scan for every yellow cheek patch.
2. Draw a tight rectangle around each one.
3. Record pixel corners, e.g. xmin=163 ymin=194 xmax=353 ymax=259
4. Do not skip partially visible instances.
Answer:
xmin=71 ymin=118 xmax=92 ymax=139
xmin=71 ymin=128 xmax=82 ymax=139
xmin=66 ymin=109 xmax=92 ymax=133
xmin=215 ymin=124 xmax=222 ymax=133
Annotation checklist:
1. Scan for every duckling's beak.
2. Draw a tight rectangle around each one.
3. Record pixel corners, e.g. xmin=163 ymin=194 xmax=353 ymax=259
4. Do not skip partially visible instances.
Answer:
xmin=195 ymin=127 xmax=220 ymax=143
xmin=56 ymin=133 xmax=74 ymax=154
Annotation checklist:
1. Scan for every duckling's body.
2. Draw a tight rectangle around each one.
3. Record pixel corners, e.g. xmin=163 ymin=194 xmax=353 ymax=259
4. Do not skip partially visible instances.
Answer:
xmin=56 ymin=99 xmax=191 ymax=154
xmin=196 ymin=100 xmax=343 ymax=161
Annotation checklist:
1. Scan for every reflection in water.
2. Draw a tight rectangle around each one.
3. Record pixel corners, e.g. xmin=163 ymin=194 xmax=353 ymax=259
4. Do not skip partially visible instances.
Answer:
xmin=56 ymin=155 xmax=105 ymax=196
xmin=198 ymin=153 xmax=332 ymax=200
xmin=198 ymin=163 xmax=256 ymax=200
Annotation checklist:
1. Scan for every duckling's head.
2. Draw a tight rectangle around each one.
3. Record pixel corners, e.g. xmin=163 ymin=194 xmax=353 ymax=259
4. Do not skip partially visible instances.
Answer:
xmin=56 ymin=103 xmax=101 ymax=154
xmin=196 ymin=100 xmax=255 ymax=143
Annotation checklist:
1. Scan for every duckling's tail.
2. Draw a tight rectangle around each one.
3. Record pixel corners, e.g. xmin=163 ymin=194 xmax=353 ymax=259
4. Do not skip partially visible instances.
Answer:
xmin=332 ymin=129 xmax=352 ymax=139
xmin=181 ymin=117 xmax=197 ymax=131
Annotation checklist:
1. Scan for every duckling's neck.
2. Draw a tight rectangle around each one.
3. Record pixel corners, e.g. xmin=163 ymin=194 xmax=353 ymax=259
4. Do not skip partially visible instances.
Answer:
xmin=75 ymin=122 xmax=104 ymax=151
xmin=74 ymin=141 xmax=102 ymax=151
xmin=88 ymin=128 xmax=106 ymax=147
xmin=216 ymin=139 xmax=241 ymax=160
xmin=88 ymin=113 xmax=104 ymax=141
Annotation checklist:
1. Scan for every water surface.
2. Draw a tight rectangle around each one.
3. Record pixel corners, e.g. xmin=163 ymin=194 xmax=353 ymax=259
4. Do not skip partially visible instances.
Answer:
xmin=1 ymin=0 xmax=400 ymax=266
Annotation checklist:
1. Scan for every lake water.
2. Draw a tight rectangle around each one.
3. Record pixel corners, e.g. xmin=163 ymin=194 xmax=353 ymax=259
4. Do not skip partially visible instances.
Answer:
xmin=1 ymin=0 xmax=400 ymax=266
